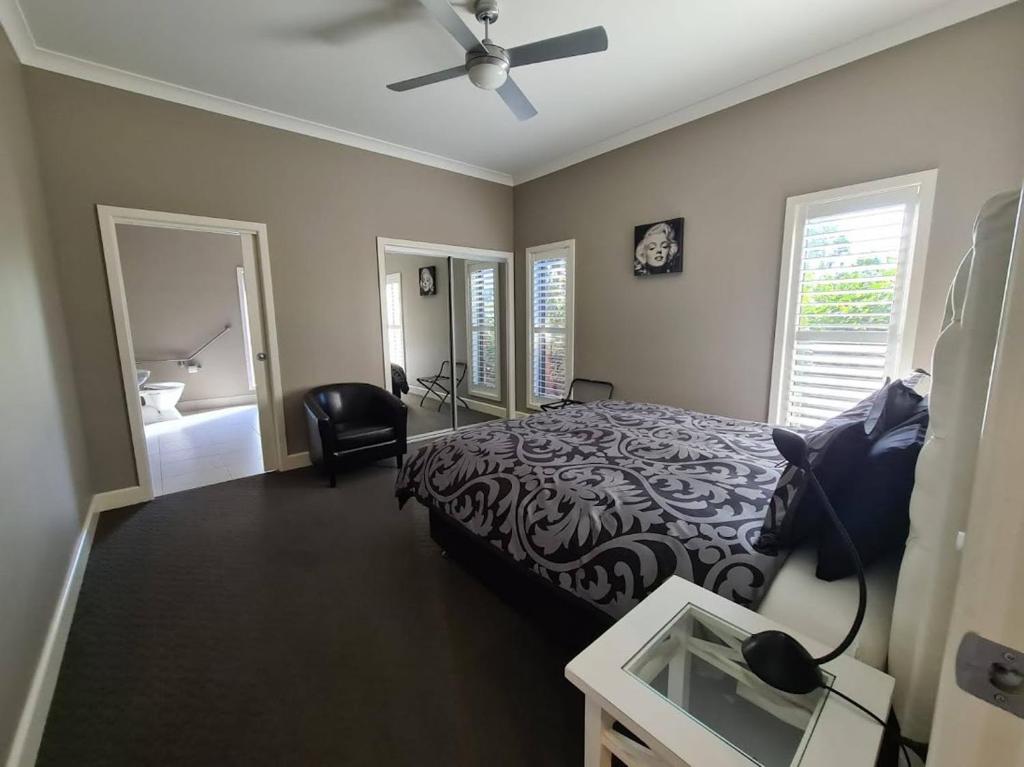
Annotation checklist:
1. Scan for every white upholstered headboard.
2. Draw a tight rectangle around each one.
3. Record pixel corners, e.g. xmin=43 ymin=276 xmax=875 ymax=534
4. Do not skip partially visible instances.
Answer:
xmin=888 ymin=189 xmax=1021 ymax=742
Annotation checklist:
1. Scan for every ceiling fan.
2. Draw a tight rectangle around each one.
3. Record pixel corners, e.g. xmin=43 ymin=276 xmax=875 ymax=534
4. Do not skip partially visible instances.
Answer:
xmin=387 ymin=0 xmax=608 ymax=120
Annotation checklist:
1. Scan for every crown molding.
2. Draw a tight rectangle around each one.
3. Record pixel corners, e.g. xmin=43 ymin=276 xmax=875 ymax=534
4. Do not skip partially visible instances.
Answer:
xmin=0 ymin=1 xmax=513 ymax=186
xmin=4 ymin=0 xmax=1014 ymax=189
xmin=512 ymin=0 xmax=1017 ymax=184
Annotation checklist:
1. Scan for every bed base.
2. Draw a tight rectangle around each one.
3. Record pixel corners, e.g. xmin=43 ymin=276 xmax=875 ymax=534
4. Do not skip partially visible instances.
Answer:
xmin=427 ymin=507 xmax=614 ymax=651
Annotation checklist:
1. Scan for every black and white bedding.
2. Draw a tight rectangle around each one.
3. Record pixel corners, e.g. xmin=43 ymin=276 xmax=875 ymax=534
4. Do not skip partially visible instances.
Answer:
xmin=396 ymin=401 xmax=789 ymax=617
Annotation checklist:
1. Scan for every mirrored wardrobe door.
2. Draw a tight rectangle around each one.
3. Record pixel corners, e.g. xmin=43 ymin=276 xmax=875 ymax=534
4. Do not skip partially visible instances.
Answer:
xmin=382 ymin=250 xmax=454 ymax=438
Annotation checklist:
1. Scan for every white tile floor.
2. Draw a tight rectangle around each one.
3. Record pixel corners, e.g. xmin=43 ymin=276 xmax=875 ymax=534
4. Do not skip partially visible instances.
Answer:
xmin=144 ymin=405 xmax=264 ymax=496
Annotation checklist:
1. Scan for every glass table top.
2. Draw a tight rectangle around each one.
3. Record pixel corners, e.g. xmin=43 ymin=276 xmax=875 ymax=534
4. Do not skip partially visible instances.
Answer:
xmin=623 ymin=604 xmax=834 ymax=767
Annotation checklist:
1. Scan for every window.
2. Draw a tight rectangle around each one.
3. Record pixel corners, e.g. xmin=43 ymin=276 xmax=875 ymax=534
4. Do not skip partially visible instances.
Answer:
xmin=384 ymin=272 xmax=406 ymax=369
xmin=236 ymin=267 xmax=256 ymax=391
xmin=769 ymin=171 xmax=937 ymax=428
xmin=466 ymin=262 xmax=500 ymax=400
xmin=527 ymin=240 xmax=575 ymax=409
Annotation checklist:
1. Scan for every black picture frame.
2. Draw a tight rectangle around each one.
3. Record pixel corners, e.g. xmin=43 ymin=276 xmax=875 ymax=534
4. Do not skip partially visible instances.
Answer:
xmin=634 ymin=218 xmax=684 ymax=276
xmin=418 ymin=266 xmax=438 ymax=296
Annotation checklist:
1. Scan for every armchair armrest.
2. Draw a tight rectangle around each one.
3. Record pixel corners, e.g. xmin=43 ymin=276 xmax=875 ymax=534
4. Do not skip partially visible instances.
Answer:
xmin=369 ymin=389 xmax=408 ymax=444
xmin=303 ymin=393 xmax=337 ymax=460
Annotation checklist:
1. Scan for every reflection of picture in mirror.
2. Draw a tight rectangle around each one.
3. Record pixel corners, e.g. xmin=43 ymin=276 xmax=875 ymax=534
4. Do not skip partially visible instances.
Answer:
xmin=419 ymin=266 xmax=437 ymax=296
xmin=634 ymin=218 xmax=683 ymax=276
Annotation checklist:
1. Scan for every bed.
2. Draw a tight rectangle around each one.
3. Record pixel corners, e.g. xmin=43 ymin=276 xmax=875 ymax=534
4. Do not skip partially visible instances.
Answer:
xmin=394 ymin=188 xmax=1021 ymax=745
xmin=397 ymin=402 xmax=796 ymax=617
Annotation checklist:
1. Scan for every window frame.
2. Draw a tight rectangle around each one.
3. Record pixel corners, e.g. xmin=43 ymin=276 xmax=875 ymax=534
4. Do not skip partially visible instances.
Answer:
xmin=768 ymin=170 xmax=938 ymax=426
xmin=384 ymin=272 xmax=406 ymax=370
xmin=526 ymin=239 xmax=576 ymax=411
xmin=465 ymin=261 xmax=501 ymax=401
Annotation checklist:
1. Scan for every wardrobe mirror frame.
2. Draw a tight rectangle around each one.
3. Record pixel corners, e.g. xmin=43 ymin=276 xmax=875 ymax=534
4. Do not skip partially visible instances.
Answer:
xmin=376 ymin=237 xmax=516 ymax=443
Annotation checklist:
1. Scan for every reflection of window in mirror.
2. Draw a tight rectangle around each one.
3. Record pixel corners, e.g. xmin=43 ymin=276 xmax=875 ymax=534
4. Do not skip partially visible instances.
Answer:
xmin=466 ymin=262 xmax=500 ymax=401
xmin=385 ymin=272 xmax=406 ymax=369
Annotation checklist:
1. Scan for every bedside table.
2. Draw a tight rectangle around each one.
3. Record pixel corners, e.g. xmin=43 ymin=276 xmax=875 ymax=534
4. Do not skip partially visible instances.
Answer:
xmin=565 ymin=576 xmax=894 ymax=767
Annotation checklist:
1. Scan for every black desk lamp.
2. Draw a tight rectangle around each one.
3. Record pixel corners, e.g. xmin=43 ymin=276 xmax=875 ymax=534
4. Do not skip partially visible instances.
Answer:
xmin=741 ymin=428 xmax=867 ymax=695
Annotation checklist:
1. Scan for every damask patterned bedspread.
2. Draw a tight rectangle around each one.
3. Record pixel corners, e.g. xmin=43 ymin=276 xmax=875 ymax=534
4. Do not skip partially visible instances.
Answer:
xmin=395 ymin=401 xmax=786 ymax=617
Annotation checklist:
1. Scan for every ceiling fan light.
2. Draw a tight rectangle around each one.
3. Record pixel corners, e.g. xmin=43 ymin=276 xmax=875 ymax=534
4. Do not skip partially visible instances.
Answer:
xmin=468 ymin=58 xmax=509 ymax=90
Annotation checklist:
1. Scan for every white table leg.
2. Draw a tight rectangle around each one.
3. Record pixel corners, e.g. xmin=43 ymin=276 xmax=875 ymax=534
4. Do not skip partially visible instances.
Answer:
xmin=584 ymin=695 xmax=612 ymax=767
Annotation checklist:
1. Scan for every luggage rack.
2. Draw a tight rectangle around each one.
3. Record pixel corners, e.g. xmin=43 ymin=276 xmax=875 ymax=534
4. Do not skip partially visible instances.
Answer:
xmin=540 ymin=378 xmax=614 ymax=411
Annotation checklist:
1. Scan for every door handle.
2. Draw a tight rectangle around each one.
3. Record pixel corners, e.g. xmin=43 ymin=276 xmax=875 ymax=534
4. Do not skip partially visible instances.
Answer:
xmin=256 ymin=352 xmax=268 ymax=362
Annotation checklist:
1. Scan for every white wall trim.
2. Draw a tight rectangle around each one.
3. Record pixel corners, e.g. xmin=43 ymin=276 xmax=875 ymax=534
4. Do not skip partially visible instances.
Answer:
xmin=281 ymin=451 xmax=312 ymax=471
xmin=5 ymin=509 xmax=97 ymax=767
xmin=1 ymin=0 xmax=1008 ymax=188
xmin=767 ymin=169 xmax=939 ymax=425
xmin=90 ymin=485 xmax=149 ymax=512
xmin=376 ymin=237 xmax=517 ymax=420
xmin=512 ymin=0 xmax=1017 ymax=184
xmin=177 ymin=394 xmax=258 ymax=413
xmin=96 ymin=205 xmax=288 ymax=500
xmin=0 ymin=0 xmax=511 ymax=186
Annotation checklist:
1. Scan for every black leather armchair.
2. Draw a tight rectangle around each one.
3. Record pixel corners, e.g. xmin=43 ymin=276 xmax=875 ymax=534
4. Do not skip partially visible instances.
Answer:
xmin=303 ymin=383 xmax=408 ymax=487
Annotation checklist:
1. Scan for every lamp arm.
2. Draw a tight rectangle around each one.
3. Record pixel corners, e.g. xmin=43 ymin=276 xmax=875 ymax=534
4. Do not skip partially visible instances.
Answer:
xmin=807 ymin=471 xmax=868 ymax=664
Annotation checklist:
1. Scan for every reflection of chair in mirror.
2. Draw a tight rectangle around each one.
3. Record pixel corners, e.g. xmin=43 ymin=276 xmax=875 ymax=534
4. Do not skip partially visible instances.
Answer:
xmin=540 ymin=378 xmax=615 ymax=411
xmin=416 ymin=360 xmax=469 ymax=411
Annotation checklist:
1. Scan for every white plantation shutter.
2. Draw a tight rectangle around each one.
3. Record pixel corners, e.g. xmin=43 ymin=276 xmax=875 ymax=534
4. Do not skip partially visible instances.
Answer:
xmin=771 ymin=173 xmax=936 ymax=428
xmin=384 ymin=273 xmax=405 ymax=369
xmin=467 ymin=263 xmax=500 ymax=399
xmin=527 ymin=242 xmax=575 ymax=408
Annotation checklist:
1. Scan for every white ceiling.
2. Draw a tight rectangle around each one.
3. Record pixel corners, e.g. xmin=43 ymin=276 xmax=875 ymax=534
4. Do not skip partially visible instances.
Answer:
xmin=7 ymin=0 xmax=1011 ymax=183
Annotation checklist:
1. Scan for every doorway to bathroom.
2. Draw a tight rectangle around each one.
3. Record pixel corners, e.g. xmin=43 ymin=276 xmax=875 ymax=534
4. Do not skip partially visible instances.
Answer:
xmin=98 ymin=206 xmax=286 ymax=499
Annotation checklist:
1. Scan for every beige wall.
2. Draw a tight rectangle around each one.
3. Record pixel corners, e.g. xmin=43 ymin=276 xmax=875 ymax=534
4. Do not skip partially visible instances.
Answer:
xmin=0 ymin=30 xmax=90 ymax=761
xmin=513 ymin=4 xmax=1024 ymax=419
xmin=24 ymin=69 xmax=513 ymax=491
xmin=119 ymin=224 xmax=252 ymax=403
xmin=15 ymin=4 xmax=1023 ymax=494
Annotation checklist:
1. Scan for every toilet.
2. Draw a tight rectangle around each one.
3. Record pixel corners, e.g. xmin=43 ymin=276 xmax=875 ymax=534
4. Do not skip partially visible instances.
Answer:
xmin=141 ymin=381 xmax=186 ymax=411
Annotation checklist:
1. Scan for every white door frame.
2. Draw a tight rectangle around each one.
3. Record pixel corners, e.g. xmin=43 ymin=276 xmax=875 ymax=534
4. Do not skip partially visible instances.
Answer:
xmin=376 ymin=237 xmax=516 ymax=442
xmin=97 ymin=205 xmax=287 ymax=502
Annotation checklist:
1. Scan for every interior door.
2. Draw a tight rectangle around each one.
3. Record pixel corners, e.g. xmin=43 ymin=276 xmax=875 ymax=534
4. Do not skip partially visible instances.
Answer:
xmin=927 ymin=190 xmax=1024 ymax=765
xmin=238 ymin=233 xmax=280 ymax=469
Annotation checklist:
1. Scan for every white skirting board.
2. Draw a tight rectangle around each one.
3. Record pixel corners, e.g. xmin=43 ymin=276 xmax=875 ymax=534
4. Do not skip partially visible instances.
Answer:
xmin=281 ymin=452 xmax=311 ymax=470
xmin=90 ymin=485 xmax=149 ymax=511
xmin=5 ymin=508 xmax=98 ymax=767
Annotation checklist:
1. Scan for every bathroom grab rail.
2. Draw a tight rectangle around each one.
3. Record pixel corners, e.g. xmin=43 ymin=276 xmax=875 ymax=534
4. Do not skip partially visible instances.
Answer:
xmin=137 ymin=324 xmax=232 ymax=365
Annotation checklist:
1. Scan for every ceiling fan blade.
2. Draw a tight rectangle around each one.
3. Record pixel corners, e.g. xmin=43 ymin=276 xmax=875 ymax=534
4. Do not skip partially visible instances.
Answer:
xmin=416 ymin=0 xmax=485 ymax=52
xmin=496 ymin=77 xmax=538 ymax=121
xmin=387 ymin=65 xmax=466 ymax=92
xmin=507 ymin=26 xmax=608 ymax=68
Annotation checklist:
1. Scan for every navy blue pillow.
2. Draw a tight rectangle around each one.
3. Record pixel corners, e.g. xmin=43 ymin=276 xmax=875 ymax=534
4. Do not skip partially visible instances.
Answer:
xmin=764 ymin=386 xmax=885 ymax=549
xmin=815 ymin=421 xmax=927 ymax=581
xmin=864 ymin=380 xmax=924 ymax=439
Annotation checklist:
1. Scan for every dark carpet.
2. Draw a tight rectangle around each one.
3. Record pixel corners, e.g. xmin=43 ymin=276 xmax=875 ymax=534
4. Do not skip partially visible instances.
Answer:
xmin=38 ymin=465 xmax=583 ymax=766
